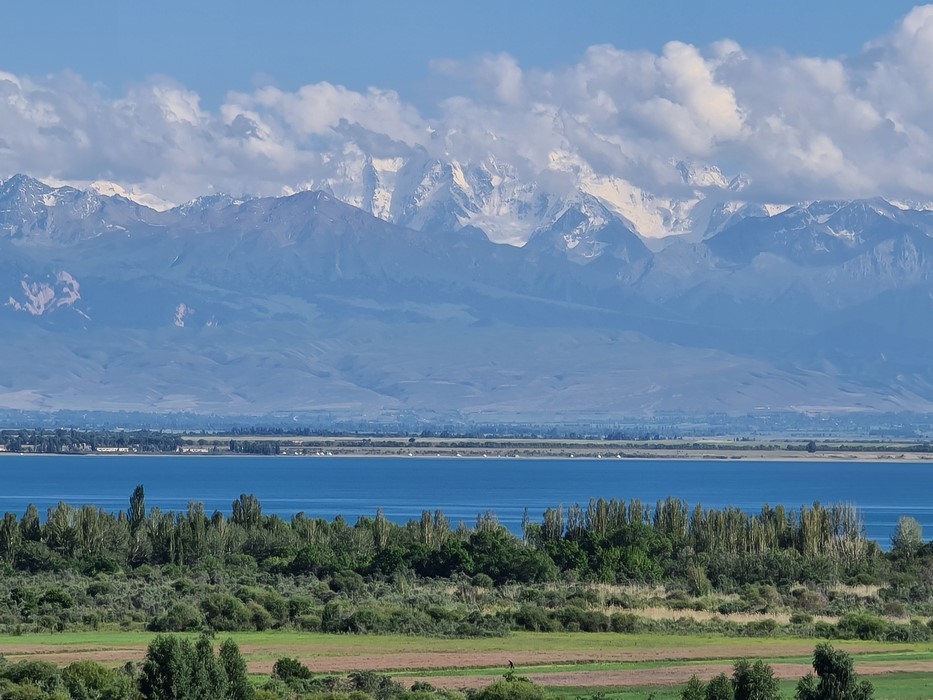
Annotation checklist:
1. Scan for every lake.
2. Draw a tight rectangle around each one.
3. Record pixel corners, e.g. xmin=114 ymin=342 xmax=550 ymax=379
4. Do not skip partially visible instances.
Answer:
xmin=0 ymin=455 xmax=929 ymax=545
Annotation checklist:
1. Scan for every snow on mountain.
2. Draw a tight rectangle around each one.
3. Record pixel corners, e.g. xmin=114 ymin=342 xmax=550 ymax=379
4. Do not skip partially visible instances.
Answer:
xmin=3 ymin=133 xmax=752 ymax=250
xmin=88 ymin=181 xmax=175 ymax=211
xmin=220 ymin=132 xmax=745 ymax=247
xmin=7 ymin=271 xmax=87 ymax=318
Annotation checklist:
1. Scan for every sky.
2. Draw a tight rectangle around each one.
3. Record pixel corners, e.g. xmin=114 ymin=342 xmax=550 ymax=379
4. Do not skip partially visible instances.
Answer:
xmin=1 ymin=1 xmax=920 ymax=108
xmin=1 ymin=1 xmax=932 ymax=212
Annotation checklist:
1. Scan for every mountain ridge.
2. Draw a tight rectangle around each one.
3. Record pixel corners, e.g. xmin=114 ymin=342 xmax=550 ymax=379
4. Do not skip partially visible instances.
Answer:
xmin=2 ymin=173 xmax=932 ymax=419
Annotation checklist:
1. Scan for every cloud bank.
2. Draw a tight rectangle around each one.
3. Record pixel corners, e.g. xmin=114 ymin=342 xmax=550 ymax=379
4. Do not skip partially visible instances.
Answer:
xmin=2 ymin=6 xmax=933 ymax=210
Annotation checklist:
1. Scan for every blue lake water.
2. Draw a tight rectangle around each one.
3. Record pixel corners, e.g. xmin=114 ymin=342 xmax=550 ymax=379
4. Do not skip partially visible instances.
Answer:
xmin=0 ymin=455 xmax=930 ymax=545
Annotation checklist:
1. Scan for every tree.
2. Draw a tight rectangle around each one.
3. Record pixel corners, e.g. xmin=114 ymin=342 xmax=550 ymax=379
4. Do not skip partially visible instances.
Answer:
xmin=0 ymin=512 xmax=22 ymax=566
xmin=191 ymin=634 xmax=227 ymax=700
xmin=219 ymin=639 xmax=254 ymax=700
xmin=732 ymin=659 xmax=779 ymax=700
xmin=140 ymin=634 xmax=242 ymax=700
xmin=128 ymin=485 xmax=150 ymax=565
xmin=705 ymin=673 xmax=734 ymax=700
xmin=129 ymin=485 xmax=146 ymax=534
xmin=890 ymin=516 xmax=923 ymax=559
xmin=231 ymin=494 xmax=262 ymax=530
xmin=795 ymin=643 xmax=873 ymax=700
xmin=64 ymin=659 xmax=135 ymax=700
xmin=19 ymin=504 xmax=40 ymax=541
xmin=140 ymin=635 xmax=193 ymax=700
xmin=682 ymin=675 xmax=706 ymax=700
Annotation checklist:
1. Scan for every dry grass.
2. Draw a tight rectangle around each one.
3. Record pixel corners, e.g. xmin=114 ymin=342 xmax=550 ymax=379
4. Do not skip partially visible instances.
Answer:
xmin=830 ymin=583 xmax=882 ymax=598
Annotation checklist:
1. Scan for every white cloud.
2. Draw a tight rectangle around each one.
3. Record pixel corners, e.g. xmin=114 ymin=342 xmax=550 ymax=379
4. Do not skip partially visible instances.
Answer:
xmin=3 ymin=6 xmax=933 ymax=211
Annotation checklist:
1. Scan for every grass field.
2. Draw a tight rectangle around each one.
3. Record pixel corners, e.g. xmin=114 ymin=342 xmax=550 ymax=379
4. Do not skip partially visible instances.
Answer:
xmin=0 ymin=631 xmax=931 ymax=697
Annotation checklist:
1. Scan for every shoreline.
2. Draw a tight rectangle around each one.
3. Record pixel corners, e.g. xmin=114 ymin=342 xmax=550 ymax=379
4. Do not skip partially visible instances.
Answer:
xmin=2 ymin=447 xmax=933 ymax=462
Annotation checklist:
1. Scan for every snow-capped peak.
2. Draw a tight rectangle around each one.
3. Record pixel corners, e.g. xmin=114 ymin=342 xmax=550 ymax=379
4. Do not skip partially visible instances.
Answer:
xmin=675 ymin=160 xmax=730 ymax=189
xmin=88 ymin=181 xmax=175 ymax=211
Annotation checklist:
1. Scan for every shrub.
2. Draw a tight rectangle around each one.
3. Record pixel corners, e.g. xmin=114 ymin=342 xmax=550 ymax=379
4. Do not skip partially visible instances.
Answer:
xmin=85 ymin=581 xmax=113 ymax=598
xmin=272 ymin=657 xmax=312 ymax=682
xmin=201 ymin=593 xmax=251 ymax=631
xmin=247 ymin=601 xmax=274 ymax=631
xmin=882 ymin=601 xmax=907 ymax=618
xmin=472 ymin=574 xmax=494 ymax=589
xmin=296 ymin=613 xmax=322 ymax=631
xmin=148 ymin=602 xmax=203 ymax=632
xmin=512 ymin=606 xmax=552 ymax=632
xmin=329 ymin=571 xmax=366 ymax=596
xmin=610 ymin=612 xmax=641 ymax=633
xmin=744 ymin=619 xmax=778 ymax=637
xmin=472 ymin=678 xmax=546 ymax=700
xmin=837 ymin=612 xmax=887 ymax=641
xmin=348 ymin=670 xmax=403 ymax=700
xmin=62 ymin=660 xmax=133 ymax=700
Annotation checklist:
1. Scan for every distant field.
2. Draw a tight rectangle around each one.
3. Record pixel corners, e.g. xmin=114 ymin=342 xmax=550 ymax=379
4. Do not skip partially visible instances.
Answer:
xmin=179 ymin=434 xmax=933 ymax=461
xmin=1 ymin=631 xmax=931 ymax=696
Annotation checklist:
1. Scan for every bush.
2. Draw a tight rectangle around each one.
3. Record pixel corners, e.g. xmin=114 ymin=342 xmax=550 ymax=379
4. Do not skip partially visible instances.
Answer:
xmin=837 ymin=612 xmax=887 ymax=641
xmin=347 ymin=608 xmax=390 ymax=634
xmin=272 ymin=657 xmax=312 ymax=682
xmin=296 ymin=613 xmax=323 ymax=631
xmin=201 ymin=593 xmax=251 ymax=631
xmin=62 ymin=660 xmax=133 ymax=700
xmin=472 ymin=678 xmax=546 ymax=700
xmin=610 ymin=612 xmax=641 ymax=633
xmin=744 ymin=619 xmax=778 ymax=637
xmin=148 ymin=602 xmax=203 ymax=632
xmin=247 ymin=601 xmax=275 ymax=631
xmin=288 ymin=595 xmax=316 ymax=620
xmin=512 ymin=606 xmax=553 ymax=632
xmin=1 ymin=660 xmax=63 ymax=693
xmin=472 ymin=574 xmax=494 ymax=589
xmin=348 ymin=670 xmax=403 ymax=700
xmin=882 ymin=601 xmax=907 ymax=618
xmin=85 ymin=581 xmax=113 ymax=598
xmin=329 ymin=571 xmax=366 ymax=596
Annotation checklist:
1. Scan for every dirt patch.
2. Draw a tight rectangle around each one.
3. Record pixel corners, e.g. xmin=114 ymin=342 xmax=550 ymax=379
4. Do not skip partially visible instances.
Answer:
xmin=239 ymin=643 xmax=881 ymax=675
xmin=2 ymin=648 xmax=147 ymax=667
xmin=0 ymin=640 xmax=921 ymax=690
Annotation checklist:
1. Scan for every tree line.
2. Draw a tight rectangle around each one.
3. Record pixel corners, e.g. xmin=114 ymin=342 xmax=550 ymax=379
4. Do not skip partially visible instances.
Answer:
xmin=0 ymin=488 xmax=887 ymax=586
xmin=1 ymin=429 xmax=182 ymax=454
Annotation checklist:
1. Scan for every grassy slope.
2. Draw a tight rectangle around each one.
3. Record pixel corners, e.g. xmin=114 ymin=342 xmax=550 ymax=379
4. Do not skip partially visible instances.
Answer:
xmin=0 ymin=631 xmax=920 ymax=654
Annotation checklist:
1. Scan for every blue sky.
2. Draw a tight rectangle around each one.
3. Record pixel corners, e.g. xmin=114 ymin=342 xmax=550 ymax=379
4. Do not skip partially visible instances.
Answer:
xmin=0 ymin=0 xmax=921 ymax=108
xmin=2 ymin=2 xmax=933 ymax=220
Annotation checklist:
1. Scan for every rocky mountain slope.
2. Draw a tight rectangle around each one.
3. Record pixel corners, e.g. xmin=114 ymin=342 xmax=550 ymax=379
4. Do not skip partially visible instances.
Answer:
xmin=2 ymin=174 xmax=932 ymax=419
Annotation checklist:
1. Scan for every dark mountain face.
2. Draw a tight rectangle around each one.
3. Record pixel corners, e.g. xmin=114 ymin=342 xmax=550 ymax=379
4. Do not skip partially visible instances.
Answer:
xmin=2 ymin=174 xmax=933 ymax=418
xmin=706 ymin=199 xmax=933 ymax=267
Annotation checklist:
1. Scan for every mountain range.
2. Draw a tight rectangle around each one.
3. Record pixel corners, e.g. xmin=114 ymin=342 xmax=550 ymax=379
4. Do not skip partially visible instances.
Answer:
xmin=2 ymin=167 xmax=933 ymax=421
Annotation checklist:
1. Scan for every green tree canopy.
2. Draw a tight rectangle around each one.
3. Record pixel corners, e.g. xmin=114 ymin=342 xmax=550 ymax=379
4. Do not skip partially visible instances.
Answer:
xmin=795 ymin=643 xmax=874 ymax=700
